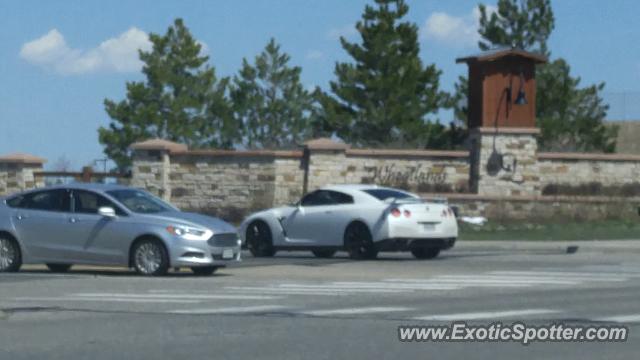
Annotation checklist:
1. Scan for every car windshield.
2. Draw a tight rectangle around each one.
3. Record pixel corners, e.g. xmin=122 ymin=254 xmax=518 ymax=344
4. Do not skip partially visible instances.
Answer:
xmin=362 ymin=189 xmax=418 ymax=202
xmin=106 ymin=189 xmax=176 ymax=214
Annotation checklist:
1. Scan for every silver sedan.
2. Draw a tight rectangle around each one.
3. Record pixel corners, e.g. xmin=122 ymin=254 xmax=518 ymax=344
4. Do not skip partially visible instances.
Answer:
xmin=0 ymin=184 xmax=241 ymax=276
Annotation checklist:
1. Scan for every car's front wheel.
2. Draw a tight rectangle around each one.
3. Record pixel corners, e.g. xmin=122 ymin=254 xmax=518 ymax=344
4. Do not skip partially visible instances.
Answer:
xmin=131 ymin=238 xmax=169 ymax=276
xmin=46 ymin=264 xmax=72 ymax=273
xmin=344 ymin=222 xmax=378 ymax=260
xmin=0 ymin=235 xmax=21 ymax=272
xmin=411 ymin=247 xmax=441 ymax=260
xmin=246 ymin=221 xmax=276 ymax=257
xmin=191 ymin=266 xmax=218 ymax=276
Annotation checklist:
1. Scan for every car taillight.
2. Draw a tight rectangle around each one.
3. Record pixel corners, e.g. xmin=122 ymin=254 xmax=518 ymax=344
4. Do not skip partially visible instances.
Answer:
xmin=403 ymin=210 xmax=411 ymax=218
xmin=390 ymin=208 xmax=401 ymax=217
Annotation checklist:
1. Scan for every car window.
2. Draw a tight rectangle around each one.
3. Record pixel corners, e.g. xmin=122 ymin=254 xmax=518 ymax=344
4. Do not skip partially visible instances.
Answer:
xmin=6 ymin=195 xmax=26 ymax=208
xmin=326 ymin=190 xmax=354 ymax=205
xmin=300 ymin=190 xmax=334 ymax=206
xmin=362 ymin=189 xmax=415 ymax=201
xmin=106 ymin=189 xmax=174 ymax=214
xmin=19 ymin=189 xmax=71 ymax=212
xmin=73 ymin=190 xmax=126 ymax=216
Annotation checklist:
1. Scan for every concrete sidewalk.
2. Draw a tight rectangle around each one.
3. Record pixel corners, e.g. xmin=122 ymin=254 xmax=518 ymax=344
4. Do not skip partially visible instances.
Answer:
xmin=455 ymin=239 xmax=640 ymax=254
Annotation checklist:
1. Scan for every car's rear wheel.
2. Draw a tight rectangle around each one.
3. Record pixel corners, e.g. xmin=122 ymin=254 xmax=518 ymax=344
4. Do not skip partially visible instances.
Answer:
xmin=312 ymin=249 xmax=337 ymax=258
xmin=246 ymin=221 xmax=276 ymax=257
xmin=131 ymin=238 xmax=169 ymax=276
xmin=411 ymin=247 xmax=441 ymax=260
xmin=0 ymin=236 xmax=21 ymax=272
xmin=344 ymin=222 xmax=378 ymax=260
xmin=191 ymin=266 xmax=218 ymax=276
xmin=46 ymin=264 xmax=72 ymax=273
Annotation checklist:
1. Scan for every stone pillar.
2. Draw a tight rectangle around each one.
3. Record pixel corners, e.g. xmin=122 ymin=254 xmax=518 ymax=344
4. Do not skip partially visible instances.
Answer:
xmin=129 ymin=139 xmax=187 ymax=201
xmin=469 ymin=127 xmax=541 ymax=196
xmin=0 ymin=153 xmax=46 ymax=195
xmin=303 ymin=138 xmax=350 ymax=193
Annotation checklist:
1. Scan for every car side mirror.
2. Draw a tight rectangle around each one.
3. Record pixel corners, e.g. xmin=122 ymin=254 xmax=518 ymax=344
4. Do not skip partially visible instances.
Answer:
xmin=98 ymin=206 xmax=116 ymax=218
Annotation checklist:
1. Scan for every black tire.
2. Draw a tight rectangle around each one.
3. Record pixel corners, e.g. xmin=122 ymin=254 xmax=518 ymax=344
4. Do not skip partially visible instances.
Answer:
xmin=0 ymin=235 xmax=22 ymax=272
xmin=191 ymin=266 xmax=218 ymax=276
xmin=411 ymin=247 xmax=441 ymax=260
xmin=344 ymin=222 xmax=378 ymax=260
xmin=246 ymin=221 xmax=276 ymax=257
xmin=311 ymin=249 xmax=337 ymax=258
xmin=131 ymin=238 xmax=170 ymax=276
xmin=46 ymin=264 xmax=72 ymax=273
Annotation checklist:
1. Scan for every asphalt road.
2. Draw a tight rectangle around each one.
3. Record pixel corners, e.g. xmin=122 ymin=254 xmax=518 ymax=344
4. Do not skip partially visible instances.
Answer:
xmin=1 ymin=244 xmax=640 ymax=359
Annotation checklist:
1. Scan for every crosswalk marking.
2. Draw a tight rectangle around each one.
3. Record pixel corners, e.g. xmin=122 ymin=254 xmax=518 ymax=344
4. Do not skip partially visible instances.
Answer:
xmin=72 ymin=293 xmax=279 ymax=300
xmin=12 ymin=296 xmax=201 ymax=304
xmin=489 ymin=271 xmax=631 ymax=281
xmin=303 ymin=306 xmax=413 ymax=316
xmin=281 ymin=283 xmax=460 ymax=290
xmin=595 ymin=314 xmax=640 ymax=323
xmin=414 ymin=309 xmax=560 ymax=321
xmin=169 ymin=305 xmax=288 ymax=315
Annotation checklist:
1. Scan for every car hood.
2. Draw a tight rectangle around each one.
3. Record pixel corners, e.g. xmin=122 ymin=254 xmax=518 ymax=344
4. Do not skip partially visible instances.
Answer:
xmin=140 ymin=211 xmax=237 ymax=233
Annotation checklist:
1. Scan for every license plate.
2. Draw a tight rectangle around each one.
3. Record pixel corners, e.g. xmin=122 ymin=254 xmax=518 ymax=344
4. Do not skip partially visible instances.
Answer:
xmin=422 ymin=224 xmax=436 ymax=231
xmin=222 ymin=249 xmax=234 ymax=259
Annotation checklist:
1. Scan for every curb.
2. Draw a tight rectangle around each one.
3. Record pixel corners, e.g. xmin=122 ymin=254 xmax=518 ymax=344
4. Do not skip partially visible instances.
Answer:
xmin=455 ymin=241 xmax=640 ymax=255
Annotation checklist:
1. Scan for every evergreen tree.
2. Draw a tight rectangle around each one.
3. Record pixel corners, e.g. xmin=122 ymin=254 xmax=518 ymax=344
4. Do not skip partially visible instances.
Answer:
xmin=231 ymin=39 xmax=315 ymax=149
xmin=323 ymin=0 xmax=448 ymax=147
xmin=99 ymin=19 xmax=235 ymax=171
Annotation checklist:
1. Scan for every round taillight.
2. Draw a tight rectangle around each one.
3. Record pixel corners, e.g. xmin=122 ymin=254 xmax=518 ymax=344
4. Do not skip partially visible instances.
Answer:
xmin=403 ymin=210 xmax=411 ymax=218
xmin=390 ymin=208 xmax=401 ymax=217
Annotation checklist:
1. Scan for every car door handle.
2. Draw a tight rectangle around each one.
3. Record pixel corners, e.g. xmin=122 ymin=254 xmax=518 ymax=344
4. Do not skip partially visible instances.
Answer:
xmin=16 ymin=214 xmax=25 ymax=220
xmin=69 ymin=217 xmax=78 ymax=223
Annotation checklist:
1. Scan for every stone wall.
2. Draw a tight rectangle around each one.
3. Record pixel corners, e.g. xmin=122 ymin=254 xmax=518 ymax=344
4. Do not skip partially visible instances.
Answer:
xmin=538 ymin=153 xmax=640 ymax=191
xmin=446 ymin=194 xmax=640 ymax=222
xmin=0 ymin=154 xmax=46 ymax=196
xmin=128 ymin=139 xmax=472 ymax=221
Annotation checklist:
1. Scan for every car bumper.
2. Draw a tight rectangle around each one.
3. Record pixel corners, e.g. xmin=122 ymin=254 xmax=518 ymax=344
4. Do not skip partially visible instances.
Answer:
xmin=167 ymin=236 xmax=242 ymax=267
xmin=375 ymin=237 xmax=457 ymax=251
xmin=386 ymin=218 xmax=458 ymax=240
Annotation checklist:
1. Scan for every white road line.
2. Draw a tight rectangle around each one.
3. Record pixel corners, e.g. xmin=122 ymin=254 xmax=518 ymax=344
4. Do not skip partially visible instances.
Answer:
xmin=281 ymin=283 xmax=460 ymax=290
xmin=387 ymin=277 xmax=578 ymax=285
xmin=224 ymin=286 xmax=408 ymax=294
xmin=595 ymin=314 xmax=640 ymax=323
xmin=414 ymin=309 xmax=560 ymax=321
xmin=303 ymin=306 xmax=413 ymax=316
xmin=12 ymin=297 xmax=201 ymax=304
xmin=489 ymin=271 xmax=632 ymax=280
xmin=433 ymin=276 xmax=582 ymax=285
xmin=71 ymin=293 xmax=279 ymax=300
xmin=382 ymin=279 xmax=533 ymax=287
xmin=169 ymin=305 xmax=288 ymax=315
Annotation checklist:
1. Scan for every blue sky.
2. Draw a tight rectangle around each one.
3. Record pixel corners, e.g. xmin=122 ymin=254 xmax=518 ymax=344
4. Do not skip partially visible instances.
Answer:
xmin=1 ymin=0 xmax=639 ymax=170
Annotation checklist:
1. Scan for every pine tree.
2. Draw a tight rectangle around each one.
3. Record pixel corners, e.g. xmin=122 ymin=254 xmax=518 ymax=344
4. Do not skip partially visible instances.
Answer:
xmin=323 ymin=0 xmax=448 ymax=148
xmin=99 ymin=19 xmax=235 ymax=170
xmin=231 ymin=39 xmax=315 ymax=149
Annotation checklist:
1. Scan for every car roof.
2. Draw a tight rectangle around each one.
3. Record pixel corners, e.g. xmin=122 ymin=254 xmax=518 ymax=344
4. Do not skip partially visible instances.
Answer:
xmin=321 ymin=184 xmax=414 ymax=196
xmin=321 ymin=184 xmax=380 ymax=192
xmin=17 ymin=183 xmax=133 ymax=194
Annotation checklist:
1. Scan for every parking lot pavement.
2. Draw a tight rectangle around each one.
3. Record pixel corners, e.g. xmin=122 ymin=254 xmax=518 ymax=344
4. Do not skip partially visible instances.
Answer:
xmin=1 ymin=247 xmax=640 ymax=359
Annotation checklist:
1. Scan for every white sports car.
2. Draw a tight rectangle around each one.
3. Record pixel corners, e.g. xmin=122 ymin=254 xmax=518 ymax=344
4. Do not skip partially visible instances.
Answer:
xmin=239 ymin=185 xmax=458 ymax=260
